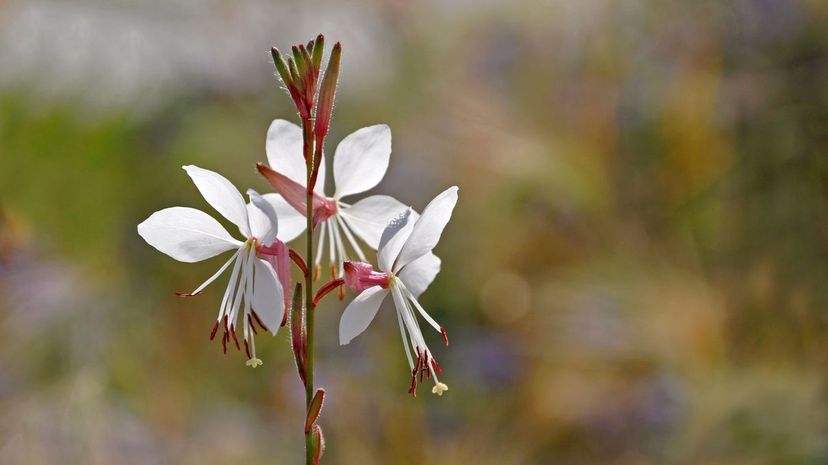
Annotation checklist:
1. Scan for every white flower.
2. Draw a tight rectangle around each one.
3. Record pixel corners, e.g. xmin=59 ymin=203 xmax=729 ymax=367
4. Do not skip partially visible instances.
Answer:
xmin=338 ymin=187 xmax=458 ymax=396
xmin=137 ymin=165 xmax=287 ymax=366
xmin=262 ymin=120 xmax=408 ymax=278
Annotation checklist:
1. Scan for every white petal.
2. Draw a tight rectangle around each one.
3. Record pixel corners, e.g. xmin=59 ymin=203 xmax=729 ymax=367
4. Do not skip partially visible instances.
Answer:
xmin=265 ymin=119 xmax=305 ymax=183
xmin=252 ymin=258 xmax=285 ymax=335
xmin=394 ymin=186 xmax=458 ymax=272
xmin=260 ymin=194 xmax=306 ymax=242
xmin=265 ymin=119 xmax=326 ymax=194
xmin=333 ymin=125 xmax=391 ymax=198
xmin=398 ymin=252 xmax=441 ymax=298
xmin=339 ymin=195 xmax=408 ymax=250
xmin=315 ymin=152 xmax=327 ymax=195
xmin=377 ymin=208 xmax=414 ymax=273
xmin=137 ymin=207 xmax=241 ymax=263
xmin=247 ymin=189 xmax=279 ymax=245
xmin=183 ymin=165 xmax=251 ymax=237
xmin=339 ymin=286 xmax=389 ymax=345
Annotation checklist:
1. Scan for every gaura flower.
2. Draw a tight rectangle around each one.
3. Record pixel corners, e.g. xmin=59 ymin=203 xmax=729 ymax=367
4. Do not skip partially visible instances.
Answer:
xmin=339 ymin=186 xmax=458 ymax=396
xmin=258 ymin=120 xmax=408 ymax=278
xmin=137 ymin=165 xmax=289 ymax=367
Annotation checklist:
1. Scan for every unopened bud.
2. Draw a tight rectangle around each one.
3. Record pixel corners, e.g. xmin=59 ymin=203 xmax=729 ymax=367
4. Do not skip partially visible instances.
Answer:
xmin=271 ymin=47 xmax=292 ymax=86
xmin=311 ymin=34 xmax=324 ymax=71
xmin=314 ymin=42 xmax=341 ymax=141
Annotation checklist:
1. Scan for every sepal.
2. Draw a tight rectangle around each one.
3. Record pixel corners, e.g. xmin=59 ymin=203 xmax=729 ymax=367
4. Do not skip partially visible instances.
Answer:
xmin=290 ymin=283 xmax=307 ymax=385
xmin=304 ymin=388 xmax=326 ymax=433
xmin=311 ymin=424 xmax=325 ymax=465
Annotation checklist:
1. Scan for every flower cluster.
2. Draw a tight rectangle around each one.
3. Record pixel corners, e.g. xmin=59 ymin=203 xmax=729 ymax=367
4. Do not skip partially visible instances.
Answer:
xmin=136 ymin=37 xmax=458 ymax=429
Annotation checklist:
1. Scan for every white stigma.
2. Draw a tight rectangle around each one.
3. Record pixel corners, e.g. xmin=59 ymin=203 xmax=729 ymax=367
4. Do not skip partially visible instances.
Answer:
xmin=245 ymin=358 xmax=263 ymax=368
xmin=432 ymin=382 xmax=448 ymax=396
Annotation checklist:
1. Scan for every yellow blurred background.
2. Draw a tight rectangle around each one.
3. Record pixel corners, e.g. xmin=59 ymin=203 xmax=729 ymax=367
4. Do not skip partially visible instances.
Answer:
xmin=2 ymin=0 xmax=828 ymax=463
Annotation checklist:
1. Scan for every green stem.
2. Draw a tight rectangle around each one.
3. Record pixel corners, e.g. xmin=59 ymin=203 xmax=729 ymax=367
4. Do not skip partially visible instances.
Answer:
xmin=302 ymin=117 xmax=316 ymax=465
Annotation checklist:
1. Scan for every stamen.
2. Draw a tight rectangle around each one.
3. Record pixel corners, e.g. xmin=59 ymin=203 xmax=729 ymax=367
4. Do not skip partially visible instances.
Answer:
xmin=248 ymin=314 xmax=258 ymax=335
xmin=315 ymin=221 xmax=327 ymax=269
xmin=332 ymin=217 xmax=348 ymax=275
xmin=337 ymin=214 xmax=367 ymax=262
xmin=209 ymin=320 xmax=220 ymax=340
xmin=251 ymin=310 xmax=270 ymax=333
xmin=326 ymin=220 xmax=336 ymax=271
xmin=244 ymin=340 xmax=252 ymax=359
xmin=177 ymin=248 xmax=240 ymax=298
xmin=440 ymin=327 xmax=449 ymax=347
xmin=229 ymin=324 xmax=241 ymax=350
xmin=396 ymin=310 xmax=414 ymax=369
xmin=431 ymin=358 xmax=442 ymax=375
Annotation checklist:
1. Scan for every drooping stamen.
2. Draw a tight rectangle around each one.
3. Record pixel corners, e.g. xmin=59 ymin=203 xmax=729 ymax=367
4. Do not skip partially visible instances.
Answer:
xmin=176 ymin=248 xmax=240 ymax=298
xmin=229 ymin=324 xmax=241 ymax=350
xmin=331 ymin=217 xmax=348 ymax=275
xmin=431 ymin=358 xmax=442 ymax=375
xmin=251 ymin=310 xmax=270 ymax=333
xmin=221 ymin=315 xmax=230 ymax=353
xmin=248 ymin=314 xmax=258 ymax=335
xmin=399 ymin=281 xmax=443 ymax=335
xmin=440 ymin=327 xmax=449 ymax=347
xmin=244 ymin=340 xmax=252 ymax=359
xmin=326 ymin=220 xmax=336 ymax=275
xmin=210 ymin=320 xmax=220 ymax=340
xmin=314 ymin=222 xmax=327 ymax=274
xmin=336 ymin=214 xmax=367 ymax=262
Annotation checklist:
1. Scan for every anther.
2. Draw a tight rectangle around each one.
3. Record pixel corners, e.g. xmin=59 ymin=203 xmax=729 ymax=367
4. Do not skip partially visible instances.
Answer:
xmin=440 ymin=327 xmax=449 ymax=346
xmin=229 ymin=324 xmax=241 ymax=350
xmin=252 ymin=310 xmax=270 ymax=333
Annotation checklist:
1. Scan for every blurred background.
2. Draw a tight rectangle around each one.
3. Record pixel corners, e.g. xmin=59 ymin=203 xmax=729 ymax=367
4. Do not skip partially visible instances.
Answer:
xmin=2 ymin=0 xmax=828 ymax=463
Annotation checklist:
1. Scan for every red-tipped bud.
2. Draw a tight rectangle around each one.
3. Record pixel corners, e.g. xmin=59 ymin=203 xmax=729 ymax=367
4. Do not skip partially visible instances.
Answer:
xmin=271 ymin=47 xmax=292 ymax=87
xmin=311 ymin=34 xmax=325 ymax=71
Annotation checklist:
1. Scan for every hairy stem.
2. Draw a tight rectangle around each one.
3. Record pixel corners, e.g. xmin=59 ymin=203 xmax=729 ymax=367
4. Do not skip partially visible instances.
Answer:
xmin=302 ymin=117 xmax=317 ymax=464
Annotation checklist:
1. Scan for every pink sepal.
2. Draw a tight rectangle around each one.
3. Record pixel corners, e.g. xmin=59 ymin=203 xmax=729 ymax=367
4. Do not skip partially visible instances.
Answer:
xmin=343 ymin=261 xmax=390 ymax=293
